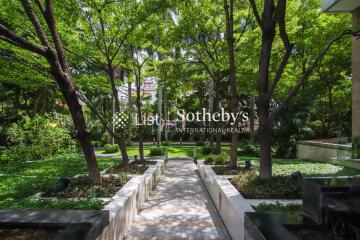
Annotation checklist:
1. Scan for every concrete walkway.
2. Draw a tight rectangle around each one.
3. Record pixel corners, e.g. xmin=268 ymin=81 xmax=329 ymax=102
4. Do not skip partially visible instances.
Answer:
xmin=125 ymin=159 xmax=231 ymax=240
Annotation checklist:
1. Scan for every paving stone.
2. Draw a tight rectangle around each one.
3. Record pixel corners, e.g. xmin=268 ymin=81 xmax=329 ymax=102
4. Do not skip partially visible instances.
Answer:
xmin=125 ymin=160 xmax=231 ymax=240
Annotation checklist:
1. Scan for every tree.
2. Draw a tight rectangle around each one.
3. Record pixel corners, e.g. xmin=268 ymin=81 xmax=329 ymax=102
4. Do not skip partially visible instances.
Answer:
xmin=0 ymin=0 xmax=101 ymax=183
xmin=131 ymin=47 xmax=154 ymax=162
xmin=248 ymin=0 xmax=357 ymax=179
xmin=224 ymin=0 xmax=239 ymax=168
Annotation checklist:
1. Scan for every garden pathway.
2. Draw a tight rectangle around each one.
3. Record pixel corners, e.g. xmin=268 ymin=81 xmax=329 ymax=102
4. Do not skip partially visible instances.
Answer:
xmin=125 ymin=159 xmax=231 ymax=240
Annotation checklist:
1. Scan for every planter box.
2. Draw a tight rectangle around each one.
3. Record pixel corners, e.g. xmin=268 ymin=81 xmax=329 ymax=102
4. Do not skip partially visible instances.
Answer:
xmin=197 ymin=160 xmax=254 ymax=240
xmin=97 ymin=160 xmax=165 ymax=240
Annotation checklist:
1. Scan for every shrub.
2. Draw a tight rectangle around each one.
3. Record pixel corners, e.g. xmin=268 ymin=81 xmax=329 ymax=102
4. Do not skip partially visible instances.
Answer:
xmin=201 ymin=146 xmax=214 ymax=155
xmin=205 ymin=153 xmax=230 ymax=165
xmin=244 ymin=144 xmax=260 ymax=157
xmin=161 ymin=141 xmax=170 ymax=146
xmin=214 ymin=153 xmax=230 ymax=165
xmin=6 ymin=115 xmax=76 ymax=161
xmin=149 ymin=147 xmax=165 ymax=156
xmin=101 ymin=132 xmax=111 ymax=146
xmin=195 ymin=141 xmax=205 ymax=146
xmin=230 ymin=170 xmax=302 ymax=199
xmin=104 ymin=144 xmax=119 ymax=154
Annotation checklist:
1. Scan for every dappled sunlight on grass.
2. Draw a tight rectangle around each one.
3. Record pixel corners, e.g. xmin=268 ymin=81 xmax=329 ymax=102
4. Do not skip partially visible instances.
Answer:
xmin=239 ymin=157 xmax=360 ymax=177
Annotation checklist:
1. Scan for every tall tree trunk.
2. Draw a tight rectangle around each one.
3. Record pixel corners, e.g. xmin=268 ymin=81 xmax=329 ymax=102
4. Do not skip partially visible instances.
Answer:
xmin=128 ymin=81 xmax=132 ymax=142
xmin=164 ymin=86 xmax=168 ymax=143
xmin=257 ymin=0 xmax=275 ymax=180
xmin=157 ymin=84 xmax=162 ymax=147
xmin=209 ymin=77 xmax=214 ymax=146
xmin=135 ymin=68 xmax=145 ymax=162
xmin=224 ymin=0 xmax=239 ymax=169
xmin=249 ymin=97 xmax=255 ymax=144
xmin=0 ymin=0 xmax=103 ymax=183
xmin=108 ymin=64 xmax=129 ymax=168
xmin=258 ymin=103 xmax=272 ymax=179
xmin=214 ymin=97 xmax=222 ymax=154
xmin=50 ymin=62 xmax=101 ymax=183
xmin=111 ymin=96 xmax=115 ymax=144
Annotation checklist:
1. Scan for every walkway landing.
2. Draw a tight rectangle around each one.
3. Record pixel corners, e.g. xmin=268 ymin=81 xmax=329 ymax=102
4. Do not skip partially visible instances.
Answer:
xmin=125 ymin=159 xmax=230 ymax=240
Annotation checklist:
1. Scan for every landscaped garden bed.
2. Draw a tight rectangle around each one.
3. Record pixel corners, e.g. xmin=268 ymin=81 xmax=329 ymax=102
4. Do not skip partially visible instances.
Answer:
xmin=211 ymin=166 xmax=246 ymax=175
xmin=105 ymin=164 xmax=149 ymax=175
xmin=0 ymin=153 xmax=122 ymax=210
xmin=253 ymin=202 xmax=303 ymax=224
xmin=41 ymin=174 xmax=129 ymax=198
xmin=230 ymin=170 xmax=302 ymax=199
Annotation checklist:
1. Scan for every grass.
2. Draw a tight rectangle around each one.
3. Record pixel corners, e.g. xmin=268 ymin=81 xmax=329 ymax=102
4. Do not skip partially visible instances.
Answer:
xmin=2 ymin=145 xmax=360 ymax=209
xmin=254 ymin=202 xmax=303 ymax=224
xmin=0 ymin=153 xmax=120 ymax=210
xmin=99 ymin=145 xmax=360 ymax=177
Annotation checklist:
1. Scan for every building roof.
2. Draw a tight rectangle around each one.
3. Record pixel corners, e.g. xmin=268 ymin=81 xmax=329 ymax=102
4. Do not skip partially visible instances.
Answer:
xmin=322 ymin=0 xmax=360 ymax=12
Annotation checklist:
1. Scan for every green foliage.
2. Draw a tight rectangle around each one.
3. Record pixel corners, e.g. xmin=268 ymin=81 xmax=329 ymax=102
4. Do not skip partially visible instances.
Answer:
xmin=104 ymin=144 xmax=119 ymax=154
xmin=201 ymin=146 xmax=214 ymax=155
xmin=101 ymin=132 xmax=111 ymax=146
xmin=254 ymin=203 xmax=303 ymax=224
xmin=205 ymin=153 xmax=230 ymax=165
xmin=5 ymin=115 xmax=76 ymax=161
xmin=43 ymin=174 xmax=128 ymax=198
xmin=161 ymin=141 xmax=170 ymax=146
xmin=195 ymin=141 xmax=205 ymax=146
xmin=274 ymin=106 xmax=314 ymax=158
xmin=149 ymin=147 xmax=165 ymax=156
xmin=230 ymin=170 xmax=302 ymax=199
xmin=0 ymin=153 xmax=119 ymax=210
xmin=244 ymin=144 xmax=260 ymax=157
xmin=0 ymin=198 xmax=104 ymax=210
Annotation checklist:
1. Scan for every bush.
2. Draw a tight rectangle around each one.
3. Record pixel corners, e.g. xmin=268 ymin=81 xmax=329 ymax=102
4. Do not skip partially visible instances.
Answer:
xmin=201 ymin=146 xmax=214 ymax=155
xmin=149 ymin=147 xmax=165 ymax=156
xmin=244 ymin=144 xmax=260 ymax=157
xmin=161 ymin=141 xmax=170 ymax=146
xmin=230 ymin=170 xmax=302 ymax=199
xmin=101 ymin=132 xmax=111 ymax=146
xmin=204 ymin=153 xmax=230 ymax=165
xmin=104 ymin=144 xmax=119 ymax=154
xmin=6 ymin=115 xmax=76 ymax=161
xmin=195 ymin=141 xmax=205 ymax=146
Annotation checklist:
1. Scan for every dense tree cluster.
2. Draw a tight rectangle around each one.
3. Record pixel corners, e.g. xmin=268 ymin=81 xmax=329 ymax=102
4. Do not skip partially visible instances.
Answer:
xmin=0 ymin=0 xmax=354 ymax=180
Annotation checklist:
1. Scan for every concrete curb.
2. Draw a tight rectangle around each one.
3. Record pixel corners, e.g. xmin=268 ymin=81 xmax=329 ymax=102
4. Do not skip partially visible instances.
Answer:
xmin=97 ymin=160 xmax=165 ymax=240
xmin=197 ymin=160 xmax=254 ymax=240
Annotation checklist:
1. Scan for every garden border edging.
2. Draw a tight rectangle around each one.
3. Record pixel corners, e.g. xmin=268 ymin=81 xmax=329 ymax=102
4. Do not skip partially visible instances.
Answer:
xmin=197 ymin=160 xmax=254 ymax=240
xmin=97 ymin=160 xmax=165 ymax=240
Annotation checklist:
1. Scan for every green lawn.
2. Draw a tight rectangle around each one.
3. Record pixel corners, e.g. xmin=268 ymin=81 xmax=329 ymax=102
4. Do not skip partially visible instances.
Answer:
xmin=98 ymin=145 xmax=360 ymax=177
xmin=1 ymin=145 xmax=360 ymax=210
xmin=0 ymin=153 xmax=119 ymax=210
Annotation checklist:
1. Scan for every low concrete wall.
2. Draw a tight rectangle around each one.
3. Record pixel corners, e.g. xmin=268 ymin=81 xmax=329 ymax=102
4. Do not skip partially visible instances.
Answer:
xmin=197 ymin=161 xmax=254 ymax=240
xmin=296 ymin=141 xmax=360 ymax=170
xmin=297 ymin=140 xmax=352 ymax=162
xmin=97 ymin=160 xmax=164 ymax=240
